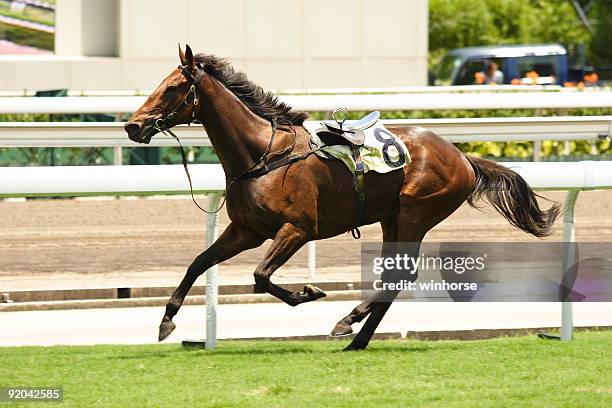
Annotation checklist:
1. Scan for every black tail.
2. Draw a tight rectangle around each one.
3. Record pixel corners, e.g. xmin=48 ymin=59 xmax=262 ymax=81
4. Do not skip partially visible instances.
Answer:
xmin=465 ymin=155 xmax=560 ymax=238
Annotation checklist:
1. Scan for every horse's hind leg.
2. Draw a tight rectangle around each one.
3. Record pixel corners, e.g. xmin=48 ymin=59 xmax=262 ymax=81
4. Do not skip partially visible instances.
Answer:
xmin=332 ymin=239 xmax=421 ymax=344
xmin=341 ymin=195 xmax=436 ymax=349
xmin=331 ymin=289 xmax=394 ymax=337
xmin=253 ymin=223 xmax=327 ymax=306
xmin=331 ymin=213 xmax=399 ymax=336
xmin=343 ymin=185 xmax=471 ymax=349
xmin=344 ymin=228 xmax=424 ymax=350
xmin=159 ymin=223 xmax=263 ymax=341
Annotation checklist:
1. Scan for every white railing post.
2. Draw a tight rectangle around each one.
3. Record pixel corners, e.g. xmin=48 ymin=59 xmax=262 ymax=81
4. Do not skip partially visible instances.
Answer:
xmin=561 ymin=189 xmax=580 ymax=341
xmin=308 ymin=241 xmax=316 ymax=280
xmin=113 ymin=146 xmax=122 ymax=165
xmin=205 ymin=193 xmax=222 ymax=350
xmin=533 ymin=140 xmax=542 ymax=162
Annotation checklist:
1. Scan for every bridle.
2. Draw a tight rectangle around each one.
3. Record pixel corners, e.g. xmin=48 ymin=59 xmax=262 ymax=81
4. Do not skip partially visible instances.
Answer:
xmin=152 ymin=63 xmax=228 ymax=214
xmin=154 ymin=64 xmax=204 ymax=133
xmin=152 ymin=63 xmax=309 ymax=215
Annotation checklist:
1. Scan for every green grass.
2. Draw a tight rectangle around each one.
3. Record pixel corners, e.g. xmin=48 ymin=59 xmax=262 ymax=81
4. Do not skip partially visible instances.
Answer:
xmin=1 ymin=332 xmax=611 ymax=407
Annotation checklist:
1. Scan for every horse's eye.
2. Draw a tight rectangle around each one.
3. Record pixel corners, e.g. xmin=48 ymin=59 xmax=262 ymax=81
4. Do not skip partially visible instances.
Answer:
xmin=166 ymin=85 xmax=178 ymax=93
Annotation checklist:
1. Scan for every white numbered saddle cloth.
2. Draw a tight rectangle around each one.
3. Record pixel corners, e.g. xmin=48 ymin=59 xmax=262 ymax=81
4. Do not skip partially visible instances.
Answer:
xmin=305 ymin=120 xmax=411 ymax=174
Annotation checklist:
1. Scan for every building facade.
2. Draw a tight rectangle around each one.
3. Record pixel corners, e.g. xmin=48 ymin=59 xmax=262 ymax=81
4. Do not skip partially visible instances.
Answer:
xmin=0 ymin=0 xmax=428 ymax=92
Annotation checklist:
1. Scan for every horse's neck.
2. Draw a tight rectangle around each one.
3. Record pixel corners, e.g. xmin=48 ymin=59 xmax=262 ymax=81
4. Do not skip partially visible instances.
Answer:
xmin=197 ymin=76 xmax=270 ymax=177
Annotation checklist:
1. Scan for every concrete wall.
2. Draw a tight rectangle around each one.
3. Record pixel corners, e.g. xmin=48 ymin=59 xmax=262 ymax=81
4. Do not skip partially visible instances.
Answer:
xmin=0 ymin=0 xmax=428 ymax=92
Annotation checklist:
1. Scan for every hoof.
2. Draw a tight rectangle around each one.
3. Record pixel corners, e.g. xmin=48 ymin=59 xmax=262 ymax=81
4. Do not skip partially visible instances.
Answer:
xmin=330 ymin=321 xmax=353 ymax=337
xmin=158 ymin=319 xmax=176 ymax=342
xmin=304 ymin=284 xmax=327 ymax=301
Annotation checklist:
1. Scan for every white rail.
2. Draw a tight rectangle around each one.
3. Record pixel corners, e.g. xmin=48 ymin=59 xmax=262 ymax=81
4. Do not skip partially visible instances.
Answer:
xmin=2 ymin=117 xmax=609 ymax=165
xmin=1 ymin=117 xmax=609 ymax=146
xmin=0 ymin=85 xmax=575 ymax=98
xmin=0 ymin=164 xmax=225 ymax=197
xmin=2 ymin=161 xmax=610 ymax=197
xmin=505 ymin=161 xmax=612 ymax=190
xmin=276 ymin=85 xmax=570 ymax=94
xmin=0 ymin=91 xmax=611 ymax=114
xmin=1 ymin=161 xmax=610 ymax=197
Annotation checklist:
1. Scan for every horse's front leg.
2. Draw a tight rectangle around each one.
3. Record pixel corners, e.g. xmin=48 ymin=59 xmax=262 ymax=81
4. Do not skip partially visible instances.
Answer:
xmin=159 ymin=222 xmax=264 ymax=341
xmin=253 ymin=223 xmax=327 ymax=306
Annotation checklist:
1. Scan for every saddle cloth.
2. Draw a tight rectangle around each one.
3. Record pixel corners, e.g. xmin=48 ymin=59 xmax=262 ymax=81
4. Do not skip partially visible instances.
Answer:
xmin=304 ymin=120 xmax=411 ymax=174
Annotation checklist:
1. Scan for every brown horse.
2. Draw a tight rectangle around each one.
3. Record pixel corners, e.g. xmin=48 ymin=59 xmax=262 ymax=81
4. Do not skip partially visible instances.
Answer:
xmin=125 ymin=45 xmax=560 ymax=350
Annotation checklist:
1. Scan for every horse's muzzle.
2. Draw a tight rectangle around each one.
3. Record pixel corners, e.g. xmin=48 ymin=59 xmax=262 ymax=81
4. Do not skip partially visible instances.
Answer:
xmin=124 ymin=121 xmax=151 ymax=144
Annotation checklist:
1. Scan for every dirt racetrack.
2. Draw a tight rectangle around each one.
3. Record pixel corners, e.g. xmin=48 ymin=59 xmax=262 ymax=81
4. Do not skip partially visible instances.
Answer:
xmin=1 ymin=190 xmax=611 ymax=291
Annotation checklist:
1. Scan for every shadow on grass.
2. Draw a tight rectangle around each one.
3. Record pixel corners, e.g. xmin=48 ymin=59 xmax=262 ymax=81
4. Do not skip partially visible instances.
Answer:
xmin=11 ymin=335 xmax=547 ymax=361
xmin=101 ymin=339 xmax=481 ymax=360
xmin=106 ymin=343 xmax=442 ymax=359
xmin=107 ymin=348 xmax=189 ymax=360
xmin=52 ymin=335 xmax=549 ymax=362
xmin=171 ymin=340 xmax=468 ymax=356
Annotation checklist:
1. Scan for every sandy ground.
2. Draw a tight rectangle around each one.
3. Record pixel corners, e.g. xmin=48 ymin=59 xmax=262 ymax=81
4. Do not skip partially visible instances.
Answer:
xmin=1 ymin=190 xmax=612 ymax=291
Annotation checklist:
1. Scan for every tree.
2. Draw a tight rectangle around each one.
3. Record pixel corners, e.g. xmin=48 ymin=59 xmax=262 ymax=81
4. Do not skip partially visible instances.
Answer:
xmin=589 ymin=0 xmax=612 ymax=66
xmin=429 ymin=0 xmax=592 ymax=69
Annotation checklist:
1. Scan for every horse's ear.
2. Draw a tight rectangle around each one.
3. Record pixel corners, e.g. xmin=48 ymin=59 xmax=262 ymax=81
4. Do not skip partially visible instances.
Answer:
xmin=185 ymin=44 xmax=194 ymax=66
xmin=178 ymin=43 xmax=187 ymax=65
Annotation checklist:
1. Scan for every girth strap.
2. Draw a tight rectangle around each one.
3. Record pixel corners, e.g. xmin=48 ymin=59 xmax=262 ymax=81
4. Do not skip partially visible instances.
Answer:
xmin=350 ymin=145 xmax=367 ymax=239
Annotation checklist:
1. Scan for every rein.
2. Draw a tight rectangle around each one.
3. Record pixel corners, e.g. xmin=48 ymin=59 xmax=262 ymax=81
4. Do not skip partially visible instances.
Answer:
xmin=153 ymin=63 xmax=319 ymax=215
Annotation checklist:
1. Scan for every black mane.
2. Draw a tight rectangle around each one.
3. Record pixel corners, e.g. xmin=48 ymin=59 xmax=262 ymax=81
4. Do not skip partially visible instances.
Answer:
xmin=194 ymin=54 xmax=308 ymax=126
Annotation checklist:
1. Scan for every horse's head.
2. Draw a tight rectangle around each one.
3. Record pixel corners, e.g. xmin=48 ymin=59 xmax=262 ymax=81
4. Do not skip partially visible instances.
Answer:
xmin=125 ymin=44 xmax=203 ymax=144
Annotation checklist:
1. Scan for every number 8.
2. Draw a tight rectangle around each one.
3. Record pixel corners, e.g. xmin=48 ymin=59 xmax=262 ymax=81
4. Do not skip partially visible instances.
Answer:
xmin=373 ymin=128 xmax=405 ymax=167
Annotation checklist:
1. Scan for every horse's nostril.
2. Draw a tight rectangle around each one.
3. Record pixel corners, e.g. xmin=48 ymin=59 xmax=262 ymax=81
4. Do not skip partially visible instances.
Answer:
xmin=125 ymin=122 xmax=143 ymax=139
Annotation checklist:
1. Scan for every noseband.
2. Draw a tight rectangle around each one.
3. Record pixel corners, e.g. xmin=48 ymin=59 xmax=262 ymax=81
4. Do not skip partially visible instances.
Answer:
xmin=154 ymin=64 xmax=204 ymax=132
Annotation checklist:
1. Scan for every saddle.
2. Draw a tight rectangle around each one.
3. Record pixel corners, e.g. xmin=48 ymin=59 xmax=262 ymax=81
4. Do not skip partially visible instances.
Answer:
xmin=316 ymin=108 xmax=383 ymax=239
xmin=308 ymin=107 xmax=409 ymax=240
xmin=321 ymin=109 xmax=381 ymax=146
xmin=323 ymin=110 xmax=381 ymax=146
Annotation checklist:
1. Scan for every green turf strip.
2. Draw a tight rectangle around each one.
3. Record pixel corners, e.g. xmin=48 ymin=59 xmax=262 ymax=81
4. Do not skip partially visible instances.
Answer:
xmin=1 ymin=331 xmax=611 ymax=407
